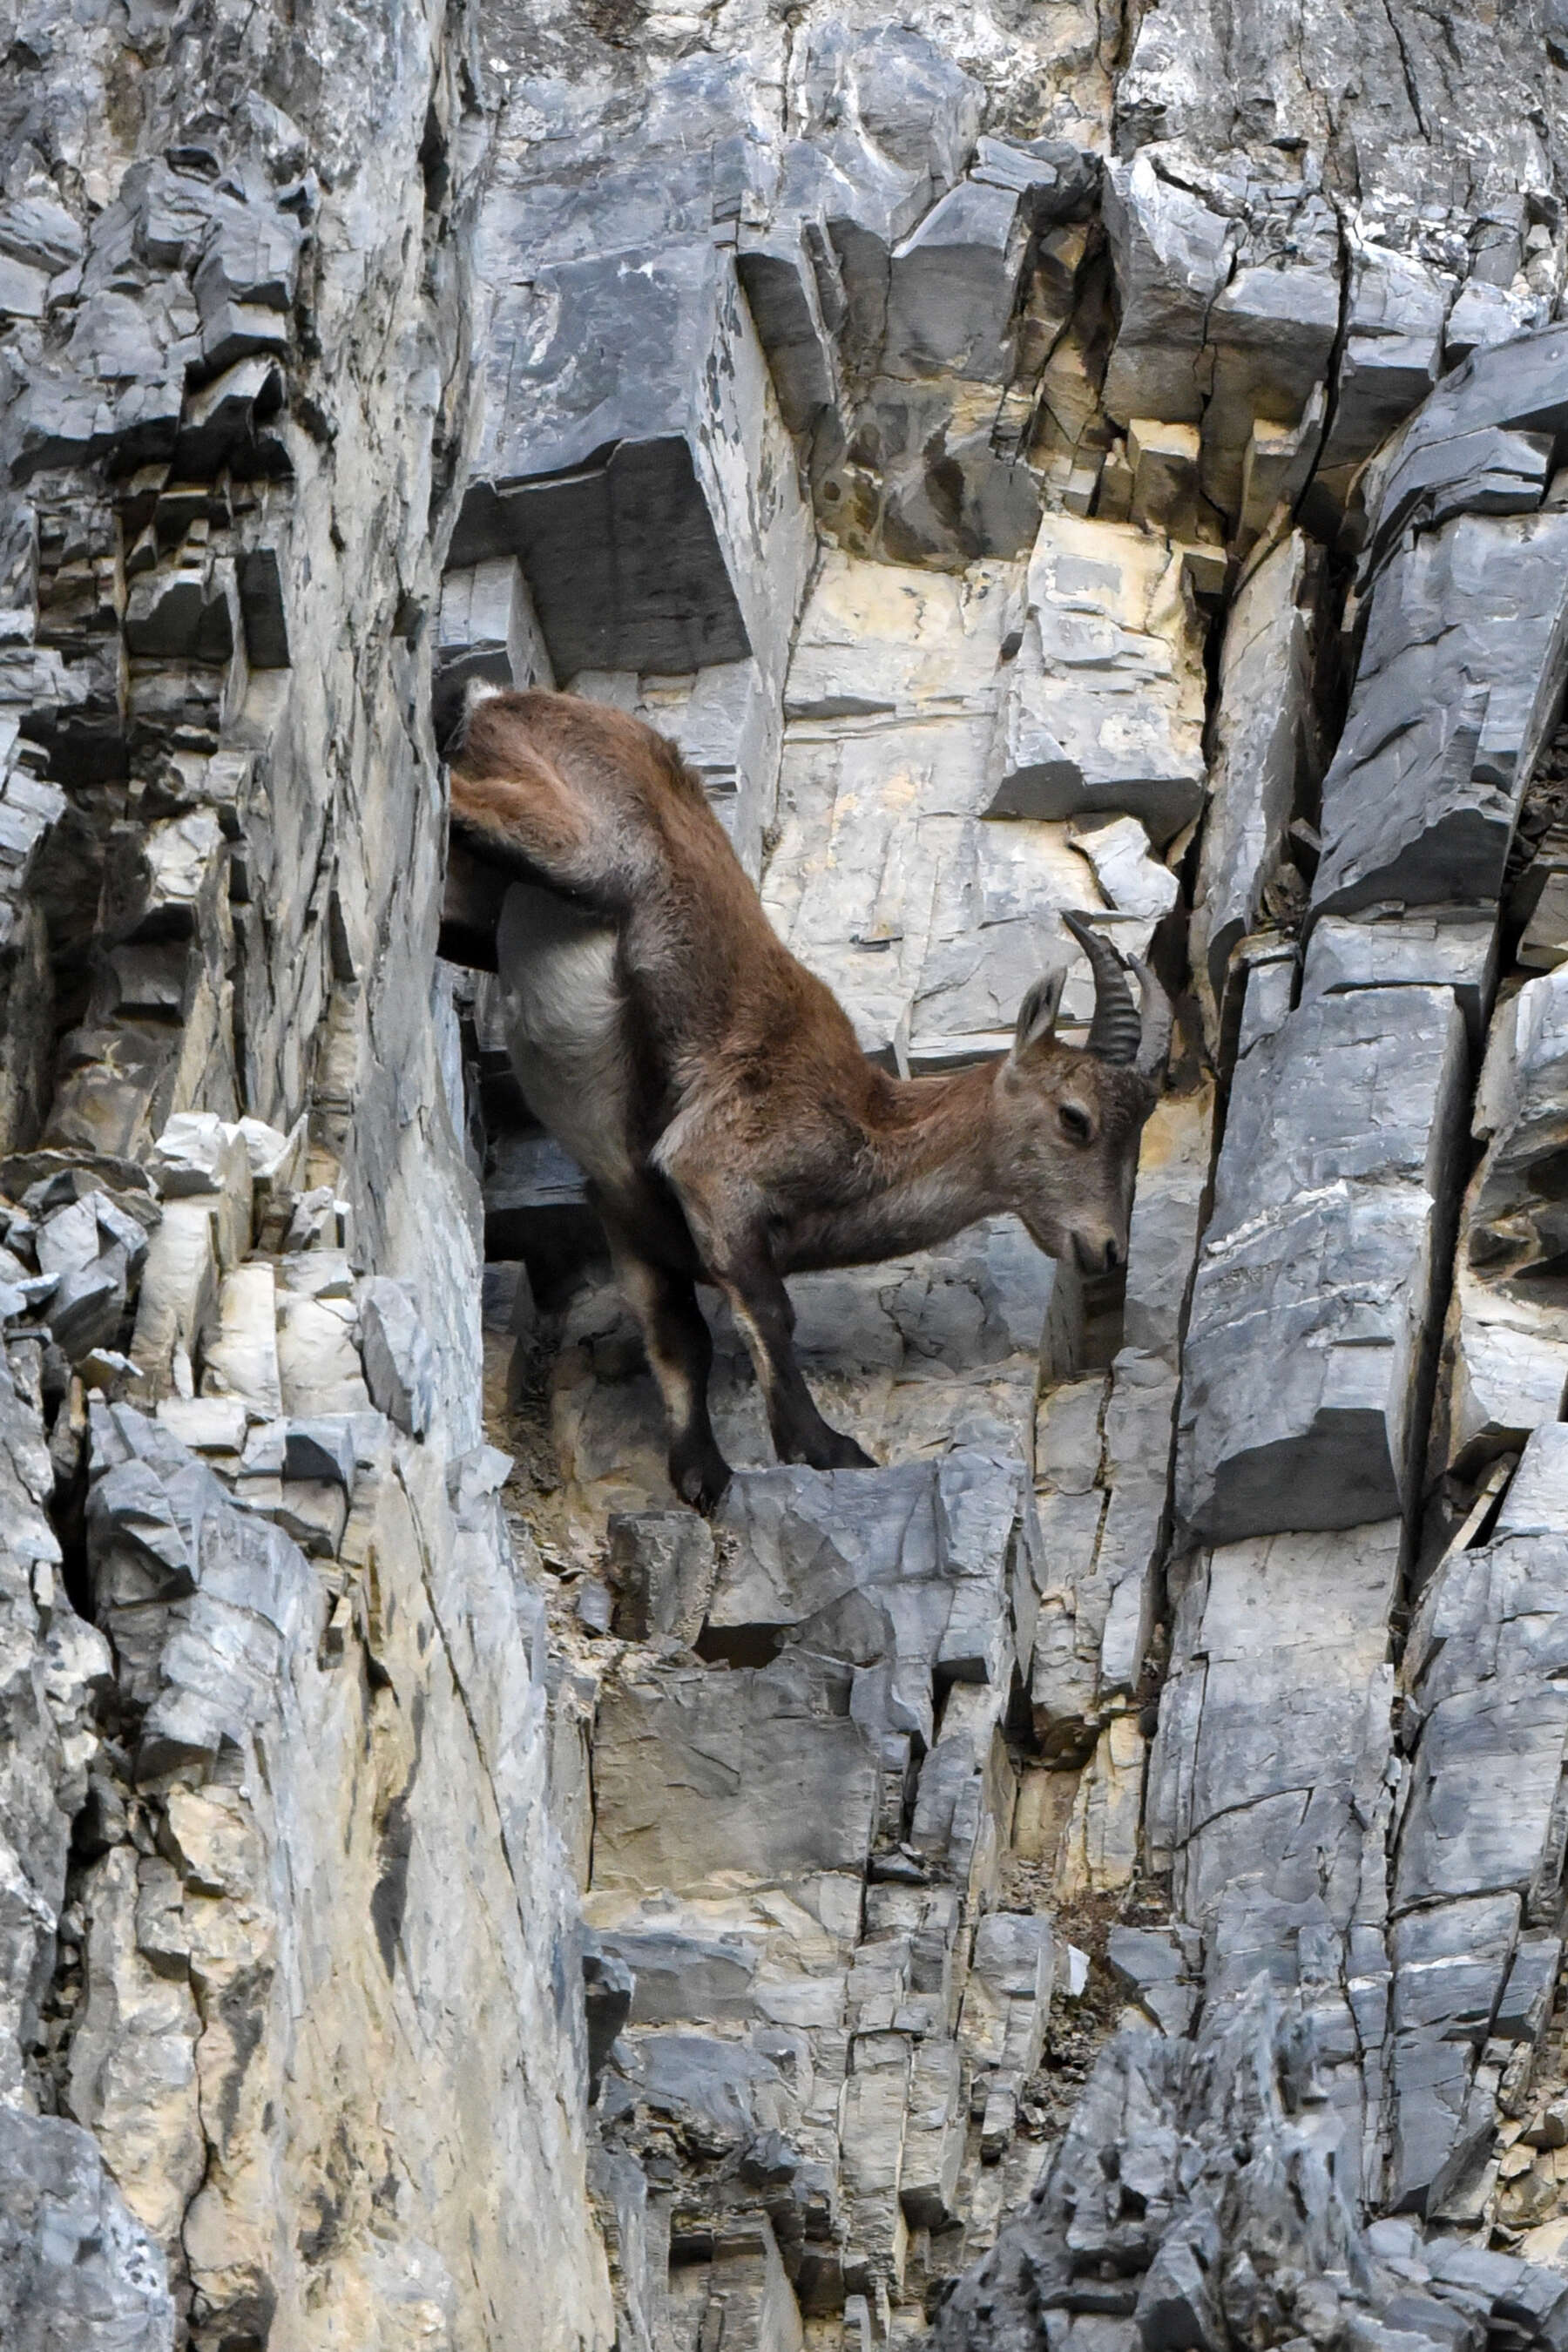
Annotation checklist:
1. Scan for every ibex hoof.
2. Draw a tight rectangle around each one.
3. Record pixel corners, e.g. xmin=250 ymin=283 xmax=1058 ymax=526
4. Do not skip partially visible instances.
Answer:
xmin=807 ymin=1429 xmax=877 ymax=1473
xmin=671 ymin=1443 xmax=732 ymax=1514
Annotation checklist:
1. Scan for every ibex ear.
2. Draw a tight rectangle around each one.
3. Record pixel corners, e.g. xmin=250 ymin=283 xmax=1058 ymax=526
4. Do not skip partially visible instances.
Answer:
xmin=1009 ymin=967 xmax=1067 ymax=1063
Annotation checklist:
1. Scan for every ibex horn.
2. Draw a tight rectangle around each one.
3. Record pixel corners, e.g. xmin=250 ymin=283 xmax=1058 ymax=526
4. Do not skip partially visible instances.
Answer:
xmin=1129 ymin=954 xmax=1174 ymax=1082
xmin=1062 ymin=911 xmax=1142 ymax=1065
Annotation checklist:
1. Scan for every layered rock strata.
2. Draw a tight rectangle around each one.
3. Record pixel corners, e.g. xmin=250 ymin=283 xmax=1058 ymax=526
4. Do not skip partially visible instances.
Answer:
xmin=7 ymin=1 xmax=1568 ymax=2349
xmin=0 ymin=3 xmax=611 ymax=2342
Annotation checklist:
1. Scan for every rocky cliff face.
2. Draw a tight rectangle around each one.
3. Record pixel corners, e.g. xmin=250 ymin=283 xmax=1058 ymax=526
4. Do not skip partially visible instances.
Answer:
xmin=3 ymin=3 xmax=1568 ymax=2348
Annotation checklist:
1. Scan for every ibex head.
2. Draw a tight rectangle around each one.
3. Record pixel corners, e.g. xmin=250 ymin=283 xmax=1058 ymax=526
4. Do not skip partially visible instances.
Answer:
xmin=992 ymin=913 xmax=1173 ymax=1276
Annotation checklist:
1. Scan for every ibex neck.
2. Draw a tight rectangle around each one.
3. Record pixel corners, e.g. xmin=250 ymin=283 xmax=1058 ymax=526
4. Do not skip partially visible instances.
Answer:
xmin=875 ymin=1059 xmax=1002 ymax=1166
xmin=780 ymin=1058 xmax=1007 ymax=1274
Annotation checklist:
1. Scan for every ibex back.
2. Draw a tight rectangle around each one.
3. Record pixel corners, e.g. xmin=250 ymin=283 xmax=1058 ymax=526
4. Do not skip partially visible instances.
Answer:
xmin=449 ymin=688 xmax=1171 ymax=1510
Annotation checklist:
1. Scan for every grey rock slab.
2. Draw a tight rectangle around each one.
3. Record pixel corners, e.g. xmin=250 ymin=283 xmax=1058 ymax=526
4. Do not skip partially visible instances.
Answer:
xmin=460 ymin=426 xmax=750 ymax=685
xmin=124 ymin=1197 xmax=219 ymax=1387
xmin=1178 ymin=1172 xmax=1437 ymax=1541
xmin=1124 ymin=1083 xmax=1214 ymax=1369
xmin=780 ymin=547 xmax=1012 ymax=727
xmin=1029 ymin=1355 xmax=1183 ymax=1752
xmin=1200 ymin=261 xmax=1342 ymax=521
xmin=1388 ymin=1894 xmax=1521 ymax=2214
xmin=1101 ymin=152 xmax=1233 ymax=428
xmin=458 ymin=236 xmax=810 ymax=693
xmin=1107 ymin=1925 xmax=1186 ymax=1993
xmin=1441 ymin=966 xmax=1568 ymax=1469
xmin=900 ymin=2034 xmax=964 ymax=2227
xmin=122 ymin=553 xmax=237 ymax=663
xmin=1177 ymin=986 xmax=1469 ymax=1541
xmin=1029 ymin=1485 xmax=1109 ymax=1758
xmin=0 ymin=2107 xmax=174 ymax=2350
xmin=1365 ymin=426 xmax=1552 ymax=579
xmin=791 ymin=20 xmax=983 ymax=370
xmin=592 ymin=1923 xmax=760 ymax=2027
xmin=1233 ymin=948 xmax=1296 ymax=1059
xmin=149 ymin=1112 xmax=250 ymax=1233
xmin=590 ymin=1646 xmax=881 ymax=1899
xmin=1316 ymin=246 xmax=1450 ymax=488
xmin=1096 ymin=1351 xmax=1179 ymax=1700
xmin=48 ymin=1253 xmax=127 ymax=1361
xmin=1399 ymin=1514 xmax=1568 ymax=1914
xmin=357 ymin=1277 xmax=436 ymax=1438
xmin=1496 ymin=1933 xmax=1563 ymax=2044
xmin=988 ymin=513 xmax=1207 ymax=846
xmin=607 ymin=1509 xmax=716 ymax=1646
xmin=706 ymin=1453 xmax=1033 ymax=1746
xmin=274 ymin=1292 xmax=369 ymax=1419
xmin=240 ymin=1416 xmax=357 ymax=1489
xmin=1369 ymin=322 xmax=1568 ymax=545
xmin=1301 ymin=912 xmax=1497 ymax=1051
xmin=1445 ymin=282 xmax=1538 ymax=366
xmin=909 ymin=1679 xmax=1012 ymax=1901
xmin=435 ymin=556 xmax=553 ymax=722
xmin=1190 ymin=531 xmax=1316 ymax=1025
xmin=936 ymin=1450 xmax=1038 ymax=1690
xmin=171 ymin=354 xmax=286 ymax=479
xmin=882 ymin=178 xmax=1026 ymax=383
xmin=37 ymin=1193 xmax=115 ymax=1280
xmin=1152 ymin=1521 xmax=1399 ymax=1929
xmin=200 ymin=1262 xmax=280 ymax=1419
xmin=1495 ymin=1423 xmax=1568 ymax=1540
xmin=1070 ymin=814 xmax=1179 ymax=922
xmin=857 ymin=370 xmax=1044 ymax=568
xmin=1396 ymin=1680 xmax=1568 ymax=1912
xmin=735 ymin=222 xmax=841 ymax=434
xmin=1312 ymin=508 xmax=1568 ymax=919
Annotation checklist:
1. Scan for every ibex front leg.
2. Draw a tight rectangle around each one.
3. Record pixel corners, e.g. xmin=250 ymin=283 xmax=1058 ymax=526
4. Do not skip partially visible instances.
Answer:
xmin=669 ymin=1177 xmax=875 ymax=1476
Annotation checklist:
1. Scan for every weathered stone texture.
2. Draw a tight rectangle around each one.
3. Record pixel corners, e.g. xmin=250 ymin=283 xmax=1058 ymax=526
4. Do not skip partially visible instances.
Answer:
xmin=0 ymin=2 xmax=614 ymax=2342
xmin=9 ymin=0 xmax=1568 ymax=2343
xmin=1191 ymin=532 xmax=1318 ymax=1031
xmin=1177 ymin=986 xmax=1469 ymax=1541
xmin=1438 ymin=963 xmax=1568 ymax=1471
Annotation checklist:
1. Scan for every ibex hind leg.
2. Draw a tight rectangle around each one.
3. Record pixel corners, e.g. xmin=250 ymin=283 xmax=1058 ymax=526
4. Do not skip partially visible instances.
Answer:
xmin=449 ymin=748 xmax=630 ymax=913
xmin=605 ymin=1220 xmax=732 ymax=1512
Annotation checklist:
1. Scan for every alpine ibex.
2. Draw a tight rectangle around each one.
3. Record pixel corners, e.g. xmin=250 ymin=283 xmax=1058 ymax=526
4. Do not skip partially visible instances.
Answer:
xmin=449 ymin=688 xmax=1170 ymax=1510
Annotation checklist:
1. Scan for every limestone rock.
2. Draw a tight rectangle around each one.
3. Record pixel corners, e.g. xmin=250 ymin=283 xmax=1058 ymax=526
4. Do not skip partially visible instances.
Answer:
xmin=1389 ymin=1434 xmax=1568 ymax=2207
xmin=358 ymin=1276 xmax=436 ymax=1438
xmin=1178 ymin=987 xmax=1469 ymax=1540
xmin=591 ymin=1648 xmax=882 ymax=1900
xmin=1301 ymin=912 xmax=1497 ymax=1050
xmin=883 ymin=179 xmax=1027 ymax=383
xmin=765 ymin=549 xmax=1153 ymax=1071
xmin=1190 ymin=531 xmax=1317 ymax=1028
xmin=11 ymin=0 xmax=1568 ymax=2341
xmin=0 ymin=2108 xmax=174 ymax=2350
xmin=1313 ymin=507 xmax=1568 ymax=918
xmin=1201 ymin=257 xmax=1342 ymax=523
xmin=1101 ymin=153 xmax=1232 ymax=428
xmin=988 ymin=512 xmax=1207 ymax=846
xmin=1439 ymin=963 xmax=1568 ymax=1470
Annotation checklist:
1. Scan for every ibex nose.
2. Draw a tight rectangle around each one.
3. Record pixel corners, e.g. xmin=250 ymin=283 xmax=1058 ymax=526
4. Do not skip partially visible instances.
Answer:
xmin=1071 ymin=1231 xmax=1124 ymax=1275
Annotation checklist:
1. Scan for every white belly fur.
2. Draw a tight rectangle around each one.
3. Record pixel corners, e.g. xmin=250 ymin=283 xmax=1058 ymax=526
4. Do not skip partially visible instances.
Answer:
xmin=494 ymin=882 xmax=636 ymax=1194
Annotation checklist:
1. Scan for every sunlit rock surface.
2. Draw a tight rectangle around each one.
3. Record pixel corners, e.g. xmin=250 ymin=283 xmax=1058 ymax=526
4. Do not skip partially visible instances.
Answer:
xmin=5 ymin=0 xmax=1568 ymax=2346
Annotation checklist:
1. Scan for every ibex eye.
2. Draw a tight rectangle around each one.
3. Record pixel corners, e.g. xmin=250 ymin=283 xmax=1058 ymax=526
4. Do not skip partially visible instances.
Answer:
xmin=1059 ymin=1103 xmax=1092 ymax=1142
